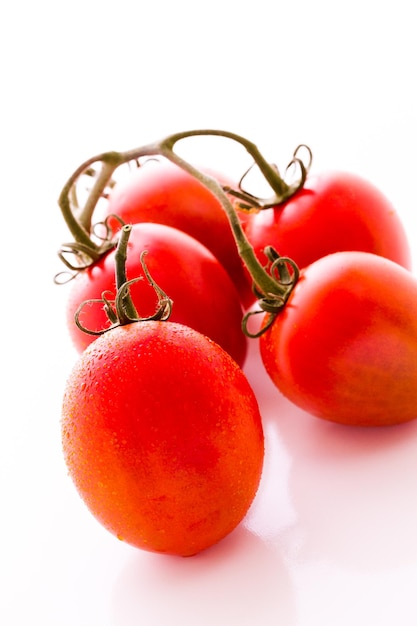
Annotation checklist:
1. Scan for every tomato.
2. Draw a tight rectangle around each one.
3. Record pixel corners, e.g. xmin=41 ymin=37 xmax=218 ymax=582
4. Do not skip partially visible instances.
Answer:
xmin=67 ymin=222 xmax=248 ymax=367
xmin=259 ymin=251 xmax=417 ymax=427
xmin=245 ymin=171 xmax=412 ymax=273
xmin=61 ymin=321 xmax=264 ymax=556
xmin=101 ymin=158 xmax=254 ymax=307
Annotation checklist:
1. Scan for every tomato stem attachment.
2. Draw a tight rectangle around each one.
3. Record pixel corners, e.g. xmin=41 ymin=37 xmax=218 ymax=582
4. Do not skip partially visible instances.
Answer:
xmin=74 ymin=224 xmax=173 ymax=336
xmin=241 ymin=247 xmax=299 ymax=338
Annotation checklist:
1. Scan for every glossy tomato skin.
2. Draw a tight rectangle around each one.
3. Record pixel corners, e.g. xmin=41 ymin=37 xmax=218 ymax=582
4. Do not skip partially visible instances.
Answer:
xmin=62 ymin=321 xmax=264 ymax=556
xmin=67 ymin=222 xmax=248 ymax=367
xmin=260 ymin=251 xmax=417 ymax=426
xmin=245 ymin=171 xmax=412 ymax=272
xmin=102 ymin=159 xmax=254 ymax=307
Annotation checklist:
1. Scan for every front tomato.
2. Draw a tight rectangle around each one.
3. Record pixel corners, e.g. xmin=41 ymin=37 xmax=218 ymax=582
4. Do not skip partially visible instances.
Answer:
xmin=62 ymin=321 xmax=264 ymax=556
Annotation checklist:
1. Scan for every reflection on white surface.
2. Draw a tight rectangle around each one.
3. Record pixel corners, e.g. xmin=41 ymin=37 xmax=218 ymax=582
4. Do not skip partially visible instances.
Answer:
xmin=111 ymin=527 xmax=296 ymax=626
xmin=245 ymin=338 xmax=417 ymax=572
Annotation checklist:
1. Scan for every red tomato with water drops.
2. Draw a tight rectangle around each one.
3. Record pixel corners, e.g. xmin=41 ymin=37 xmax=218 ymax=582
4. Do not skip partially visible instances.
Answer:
xmin=101 ymin=159 xmax=254 ymax=307
xmin=245 ymin=171 xmax=412 ymax=273
xmin=260 ymin=251 xmax=417 ymax=427
xmin=66 ymin=222 xmax=248 ymax=367
xmin=62 ymin=321 xmax=264 ymax=556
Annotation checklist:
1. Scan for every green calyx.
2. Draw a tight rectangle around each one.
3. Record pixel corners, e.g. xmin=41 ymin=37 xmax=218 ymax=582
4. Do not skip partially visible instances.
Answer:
xmin=75 ymin=225 xmax=173 ymax=336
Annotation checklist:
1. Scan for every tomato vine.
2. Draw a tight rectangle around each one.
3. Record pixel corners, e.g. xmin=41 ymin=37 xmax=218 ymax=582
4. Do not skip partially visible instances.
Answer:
xmin=56 ymin=129 xmax=310 ymax=332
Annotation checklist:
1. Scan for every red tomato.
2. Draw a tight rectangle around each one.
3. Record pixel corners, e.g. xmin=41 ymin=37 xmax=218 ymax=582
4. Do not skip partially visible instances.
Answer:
xmin=67 ymin=222 xmax=248 ymax=367
xmin=61 ymin=321 xmax=264 ymax=556
xmin=101 ymin=159 xmax=254 ymax=307
xmin=260 ymin=251 xmax=417 ymax=427
xmin=245 ymin=171 xmax=412 ymax=273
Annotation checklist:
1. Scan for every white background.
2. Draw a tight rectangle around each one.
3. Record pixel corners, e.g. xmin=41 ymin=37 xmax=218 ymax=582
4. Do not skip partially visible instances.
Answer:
xmin=2 ymin=1 xmax=417 ymax=624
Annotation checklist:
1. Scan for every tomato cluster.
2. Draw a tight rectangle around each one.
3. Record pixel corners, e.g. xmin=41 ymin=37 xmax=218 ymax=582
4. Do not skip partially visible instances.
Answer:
xmin=56 ymin=129 xmax=417 ymax=558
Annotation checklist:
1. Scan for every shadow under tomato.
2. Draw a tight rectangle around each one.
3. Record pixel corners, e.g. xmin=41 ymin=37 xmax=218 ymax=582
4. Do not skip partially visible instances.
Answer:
xmin=110 ymin=526 xmax=296 ymax=626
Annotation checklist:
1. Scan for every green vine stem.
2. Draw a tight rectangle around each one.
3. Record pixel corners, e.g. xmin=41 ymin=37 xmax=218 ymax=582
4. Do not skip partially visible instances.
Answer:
xmin=58 ymin=129 xmax=303 ymax=329
xmin=158 ymin=130 xmax=312 ymax=209
xmin=57 ymin=130 xmax=311 ymax=270
xmin=114 ymin=224 xmax=140 ymax=324
xmin=154 ymin=137 xmax=289 ymax=300
xmin=57 ymin=153 xmax=125 ymax=272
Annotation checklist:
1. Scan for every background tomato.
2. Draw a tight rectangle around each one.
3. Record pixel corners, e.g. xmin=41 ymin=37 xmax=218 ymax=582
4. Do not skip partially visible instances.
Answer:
xmin=62 ymin=321 xmax=264 ymax=556
xmin=260 ymin=251 xmax=417 ymax=427
xmin=101 ymin=158 xmax=254 ymax=307
xmin=245 ymin=170 xmax=412 ymax=273
xmin=67 ymin=222 xmax=248 ymax=367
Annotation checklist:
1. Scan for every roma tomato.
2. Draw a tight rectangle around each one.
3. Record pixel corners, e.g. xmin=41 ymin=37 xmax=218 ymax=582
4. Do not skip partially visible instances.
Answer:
xmin=260 ymin=251 xmax=417 ymax=427
xmin=61 ymin=321 xmax=264 ymax=556
xmin=245 ymin=171 xmax=412 ymax=273
xmin=101 ymin=158 xmax=254 ymax=307
xmin=67 ymin=222 xmax=248 ymax=367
